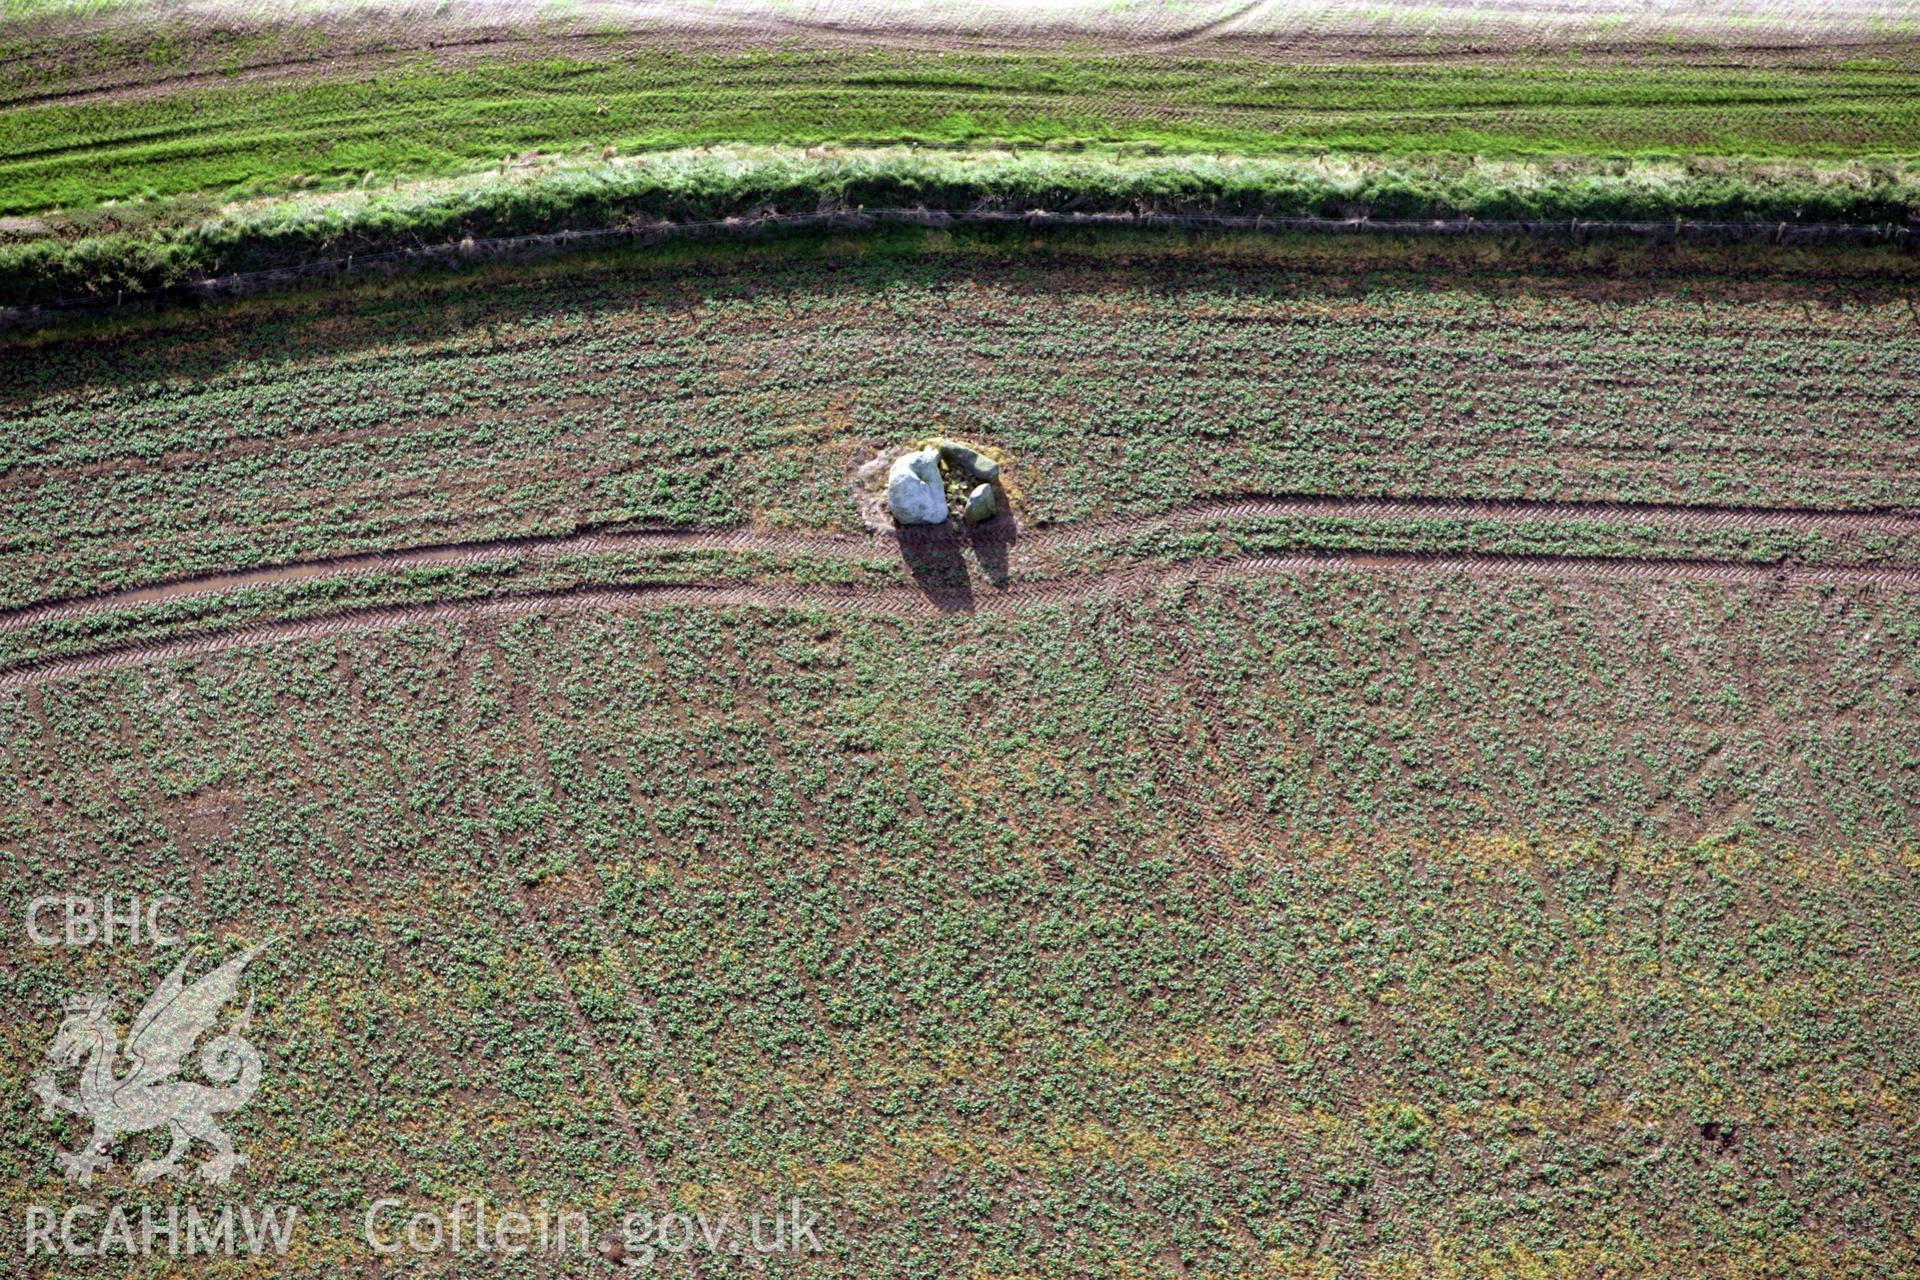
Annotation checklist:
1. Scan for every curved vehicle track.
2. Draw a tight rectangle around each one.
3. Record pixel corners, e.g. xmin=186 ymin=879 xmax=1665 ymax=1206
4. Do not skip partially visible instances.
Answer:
xmin=7 ymin=494 xmax=1920 ymax=686
xmin=6 ymin=549 xmax=1920 ymax=690
xmin=4 ymin=493 xmax=1919 ymax=634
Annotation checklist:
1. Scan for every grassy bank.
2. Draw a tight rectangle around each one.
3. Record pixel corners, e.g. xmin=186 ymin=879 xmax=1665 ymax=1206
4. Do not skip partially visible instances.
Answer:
xmin=4 ymin=147 xmax=1916 ymax=308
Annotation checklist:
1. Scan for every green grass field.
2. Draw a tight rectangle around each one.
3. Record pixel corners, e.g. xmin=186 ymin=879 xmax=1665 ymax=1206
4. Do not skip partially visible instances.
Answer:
xmin=3 ymin=11 xmax=1917 ymax=308
xmin=6 ymin=50 xmax=1920 ymax=215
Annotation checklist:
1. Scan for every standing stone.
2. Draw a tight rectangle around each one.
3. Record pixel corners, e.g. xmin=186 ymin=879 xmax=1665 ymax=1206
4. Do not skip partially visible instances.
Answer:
xmin=938 ymin=440 xmax=1000 ymax=484
xmin=963 ymin=483 xmax=997 ymax=524
xmin=887 ymin=448 xmax=949 ymax=525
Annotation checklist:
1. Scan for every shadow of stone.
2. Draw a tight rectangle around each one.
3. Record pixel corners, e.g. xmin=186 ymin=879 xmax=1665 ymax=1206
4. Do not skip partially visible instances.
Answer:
xmin=966 ymin=511 xmax=1018 ymax=587
xmin=894 ymin=524 xmax=975 ymax=613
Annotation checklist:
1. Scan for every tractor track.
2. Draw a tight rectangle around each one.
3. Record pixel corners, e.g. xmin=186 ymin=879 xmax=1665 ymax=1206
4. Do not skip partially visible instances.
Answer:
xmin=5 ymin=493 xmax=1920 ymax=636
xmin=6 ymin=9 xmax=1909 ymax=113
xmin=7 ymin=540 xmax=1920 ymax=689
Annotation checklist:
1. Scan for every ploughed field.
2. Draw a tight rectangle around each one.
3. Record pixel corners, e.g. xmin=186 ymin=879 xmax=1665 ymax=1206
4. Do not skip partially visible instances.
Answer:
xmin=6 ymin=213 xmax=1920 ymax=1280
xmin=5 ymin=573 xmax=1920 ymax=1277
xmin=8 ymin=8 xmax=1920 ymax=1278
xmin=4 ymin=238 xmax=1919 ymax=625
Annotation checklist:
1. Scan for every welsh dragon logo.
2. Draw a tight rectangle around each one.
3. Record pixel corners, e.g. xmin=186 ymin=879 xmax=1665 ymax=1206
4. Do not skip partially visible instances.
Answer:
xmin=32 ymin=945 xmax=267 ymax=1186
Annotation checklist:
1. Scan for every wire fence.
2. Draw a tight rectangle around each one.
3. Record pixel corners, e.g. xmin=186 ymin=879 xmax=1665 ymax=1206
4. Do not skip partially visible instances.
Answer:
xmin=3 ymin=204 xmax=1914 ymax=329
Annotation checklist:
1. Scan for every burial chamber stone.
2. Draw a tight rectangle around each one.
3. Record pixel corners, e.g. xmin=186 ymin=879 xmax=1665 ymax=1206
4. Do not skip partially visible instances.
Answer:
xmin=887 ymin=448 xmax=949 ymax=525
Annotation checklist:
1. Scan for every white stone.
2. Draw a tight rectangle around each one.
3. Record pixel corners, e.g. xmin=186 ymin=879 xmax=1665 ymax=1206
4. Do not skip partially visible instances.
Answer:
xmin=886 ymin=448 xmax=949 ymax=525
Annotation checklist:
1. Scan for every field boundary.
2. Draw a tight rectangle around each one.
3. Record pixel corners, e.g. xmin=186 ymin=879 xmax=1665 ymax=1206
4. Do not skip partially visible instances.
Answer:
xmin=5 ymin=204 xmax=1913 ymax=331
